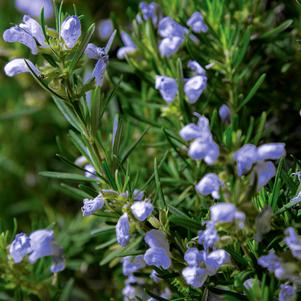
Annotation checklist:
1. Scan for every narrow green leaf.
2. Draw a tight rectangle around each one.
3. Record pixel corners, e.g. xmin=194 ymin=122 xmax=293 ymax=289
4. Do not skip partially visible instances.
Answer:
xmin=59 ymin=279 xmax=74 ymax=301
xmin=261 ymin=20 xmax=293 ymax=39
xmin=39 ymin=171 xmax=98 ymax=182
xmin=53 ymin=97 xmax=86 ymax=132
xmin=238 ymin=74 xmax=266 ymax=111
xmin=269 ymin=158 xmax=284 ymax=210
xmin=121 ymin=127 xmax=150 ymax=164
xmin=60 ymin=183 xmax=92 ymax=200
xmin=154 ymin=158 xmax=166 ymax=209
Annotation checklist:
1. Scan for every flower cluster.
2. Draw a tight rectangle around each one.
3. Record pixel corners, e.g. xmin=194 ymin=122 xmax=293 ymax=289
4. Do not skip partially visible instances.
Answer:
xmin=9 ymin=230 xmax=65 ymax=273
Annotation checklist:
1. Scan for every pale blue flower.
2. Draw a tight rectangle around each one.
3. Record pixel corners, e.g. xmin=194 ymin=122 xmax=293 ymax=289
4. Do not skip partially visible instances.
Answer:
xmin=184 ymin=75 xmax=207 ymax=103
xmin=158 ymin=17 xmax=187 ymax=38
xmin=204 ymin=249 xmax=230 ymax=276
xmin=60 ymin=16 xmax=81 ymax=48
xmin=116 ymin=213 xmax=130 ymax=247
xmin=15 ymin=0 xmax=53 ymax=19
xmin=243 ymin=278 xmax=256 ymax=290
xmin=97 ymin=19 xmax=114 ymax=41
xmin=133 ymin=189 xmax=144 ymax=201
xmin=279 ymin=284 xmax=296 ymax=301
xmin=179 ymin=115 xmax=211 ymax=141
xmin=144 ymin=230 xmax=171 ymax=269
xmin=187 ymin=60 xmax=206 ymax=76
xmin=233 ymin=144 xmax=258 ymax=176
xmin=144 ymin=229 xmax=169 ymax=251
xmin=159 ymin=36 xmax=184 ymax=57
xmin=210 ymin=203 xmax=245 ymax=228
xmin=258 ymin=251 xmax=282 ymax=273
xmin=195 ymin=173 xmax=223 ymax=199
xmin=122 ymin=255 xmax=145 ymax=276
xmin=117 ymin=31 xmax=137 ymax=59
xmin=81 ymin=194 xmax=105 ymax=216
xmin=112 ymin=114 xmax=119 ymax=146
xmin=144 ymin=247 xmax=171 ymax=269
xmin=187 ymin=12 xmax=208 ymax=33
xmin=284 ymin=227 xmax=301 ymax=260
xmin=188 ymin=138 xmax=219 ymax=164
xmin=219 ymin=104 xmax=231 ymax=123
xmin=3 ymin=16 xmax=46 ymax=54
xmin=4 ymin=59 xmax=40 ymax=77
xmin=182 ymin=266 xmax=208 ymax=288
xmin=139 ymin=2 xmax=160 ymax=25
xmin=254 ymin=161 xmax=276 ymax=189
xmin=131 ymin=201 xmax=154 ymax=221
xmin=150 ymin=270 xmax=161 ymax=282
xmin=28 ymin=230 xmax=56 ymax=263
xmin=198 ymin=221 xmax=219 ymax=250
xmin=85 ymin=43 xmax=108 ymax=86
xmin=155 ymin=75 xmax=178 ymax=103
xmin=9 ymin=233 xmax=31 ymax=263
xmin=51 ymin=254 xmax=65 ymax=273
xmin=257 ymin=143 xmax=286 ymax=161
xmin=184 ymin=247 xmax=204 ymax=266
xmin=84 ymin=164 xmax=99 ymax=180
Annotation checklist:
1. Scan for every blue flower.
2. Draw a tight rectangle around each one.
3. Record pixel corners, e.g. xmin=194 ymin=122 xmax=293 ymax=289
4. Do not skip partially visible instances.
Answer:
xmin=150 ymin=270 xmax=161 ymax=282
xmin=15 ymin=0 xmax=53 ymax=19
xmin=3 ymin=16 xmax=47 ymax=54
xmin=28 ymin=230 xmax=56 ymax=263
xmin=243 ymin=278 xmax=256 ymax=290
xmin=182 ymin=266 xmax=208 ymax=288
xmin=233 ymin=144 xmax=258 ymax=176
xmin=133 ymin=189 xmax=144 ymax=201
xmin=187 ymin=60 xmax=206 ymax=76
xmin=144 ymin=247 xmax=171 ymax=269
xmin=210 ymin=203 xmax=245 ymax=228
xmin=184 ymin=247 xmax=204 ymax=266
xmin=258 ymin=250 xmax=282 ymax=273
xmin=219 ymin=104 xmax=231 ymax=123
xmin=180 ymin=115 xmax=220 ymax=164
xmin=117 ymin=31 xmax=137 ymax=59
xmin=9 ymin=233 xmax=31 ymax=263
xmin=159 ymin=36 xmax=184 ymax=57
xmin=257 ymin=143 xmax=286 ymax=161
xmin=204 ymin=249 xmax=230 ymax=276
xmin=279 ymin=284 xmax=296 ymax=301
xmin=187 ymin=12 xmax=208 ymax=33
xmin=131 ymin=201 xmax=154 ymax=221
xmin=284 ymin=227 xmax=301 ymax=260
xmin=184 ymin=75 xmax=207 ymax=103
xmin=60 ymin=16 xmax=81 ymax=49
xmin=81 ymin=194 xmax=105 ymax=216
xmin=158 ymin=17 xmax=187 ymax=38
xmin=155 ymin=75 xmax=178 ymax=103
xmin=84 ymin=164 xmax=99 ymax=180
xmin=9 ymin=229 xmax=65 ymax=272
xmin=195 ymin=173 xmax=223 ymax=199
xmin=122 ymin=255 xmax=145 ymax=276
xmin=85 ymin=44 xmax=108 ymax=86
xmin=254 ymin=161 xmax=276 ymax=189
xmin=144 ymin=230 xmax=171 ymax=269
xmin=97 ymin=19 xmax=114 ymax=41
xmin=198 ymin=221 xmax=219 ymax=250
xmin=116 ymin=213 xmax=130 ymax=247
xmin=139 ymin=2 xmax=160 ymax=25
xmin=4 ymin=59 xmax=40 ymax=77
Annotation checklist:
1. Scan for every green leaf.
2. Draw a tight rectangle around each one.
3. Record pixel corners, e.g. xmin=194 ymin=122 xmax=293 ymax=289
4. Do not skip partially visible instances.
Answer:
xmin=69 ymin=23 xmax=95 ymax=72
xmin=154 ymin=158 xmax=166 ymax=209
xmin=60 ymin=183 xmax=92 ymax=200
xmin=53 ymin=97 xmax=86 ymax=133
xmin=238 ymin=74 xmax=266 ymax=111
xmin=233 ymin=27 xmax=251 ymax=69
xmin=261 ymin=20 xmax=293 ymax=39
xmin=59 ymin=279 xmax=74 ymax=301
xmin=121 ymin=127 xmax=150 ymax=164
xmin=39 ymin=171 xmax=98 ymax=182
xmin=90 ymin=87 xmax=101 ymax=137
xmin=269 ymin=158 xmax=284 ymax=210
xmin=100 ymin=237 xmax=143 ymax=265
xmin=168 ymin=215 xmax=200 ymax=231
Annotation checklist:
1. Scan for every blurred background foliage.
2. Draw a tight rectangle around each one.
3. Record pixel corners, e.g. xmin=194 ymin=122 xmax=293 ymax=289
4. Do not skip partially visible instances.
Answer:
xmin=0 ymin=0 xmax=300 ymax=300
